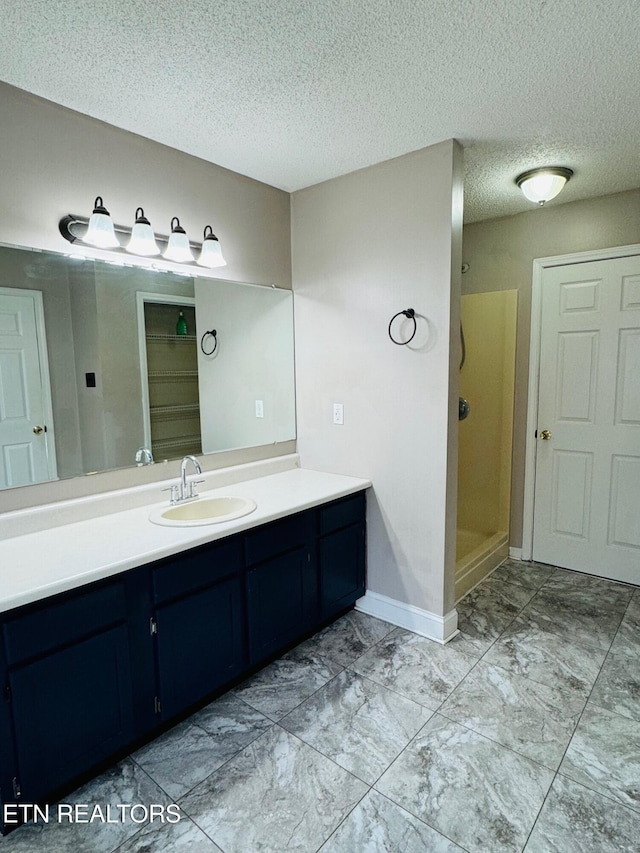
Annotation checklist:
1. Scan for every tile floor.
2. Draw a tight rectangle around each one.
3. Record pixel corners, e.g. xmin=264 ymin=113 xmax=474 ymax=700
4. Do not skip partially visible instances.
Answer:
xmin=2 ymin=560 xmax=639 ymax=852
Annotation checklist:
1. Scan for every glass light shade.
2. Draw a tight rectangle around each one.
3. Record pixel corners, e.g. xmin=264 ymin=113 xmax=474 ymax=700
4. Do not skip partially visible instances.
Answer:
xmin=197 ymin=226 xmax=226 ymax=268
xmin=516 ymin=167 xmax=573 ymax=205
xmin=84 ymin=196 xmax=119 ymax=247
xmin=126 ymin=208 xmax=160 ymax=256
xmin=163 ymin=217 xmax=194 ymax=262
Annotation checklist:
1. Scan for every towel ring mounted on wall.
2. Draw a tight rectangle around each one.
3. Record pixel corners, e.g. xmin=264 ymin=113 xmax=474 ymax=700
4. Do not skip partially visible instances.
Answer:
xmin=388 ymin=308 xmax=417 ymax=345
xmin=200 ymin=329 xmax=218 ymax=355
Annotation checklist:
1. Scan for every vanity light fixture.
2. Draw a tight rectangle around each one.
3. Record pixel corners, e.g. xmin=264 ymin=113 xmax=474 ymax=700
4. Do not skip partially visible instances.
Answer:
xmin=126 ymin=208 xmax=160 ymax=256
xmin=59 ymin=198 xmax=227 ymax=270
xmin=84 ymin=196 xmax=120 ymax=248
xmin=164 ymin=217 xmax=194 ymax=262
xmin=515 ymin=166 xmax=573 ymax=206
xmin=197 ymin=226 xmax=226 ymax=267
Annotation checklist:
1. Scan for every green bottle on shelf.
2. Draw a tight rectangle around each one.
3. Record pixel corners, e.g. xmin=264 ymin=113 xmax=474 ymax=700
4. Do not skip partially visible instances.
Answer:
xmin=176 ymin=310 xmax=187 ymax=336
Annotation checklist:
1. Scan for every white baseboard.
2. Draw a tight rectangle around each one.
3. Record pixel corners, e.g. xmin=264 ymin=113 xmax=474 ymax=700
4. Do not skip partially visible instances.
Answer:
xmin=509 ymin=547 xmax=523 ymax=561
xmin=355 ymin=590 xmax=458 ymax=644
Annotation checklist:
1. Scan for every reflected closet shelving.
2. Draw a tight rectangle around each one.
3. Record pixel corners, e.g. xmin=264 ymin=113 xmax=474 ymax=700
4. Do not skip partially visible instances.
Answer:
xmin=143 ymin=304 xmax=202 ymax=459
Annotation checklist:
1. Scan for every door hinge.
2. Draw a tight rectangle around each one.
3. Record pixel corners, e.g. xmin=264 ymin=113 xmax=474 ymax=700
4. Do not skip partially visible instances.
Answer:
xmin=12 ymin=777 xmax=21 ymax=799
xmin=149 ymin=617 xmax=158 ymax=636
xmin=154 ymin=696 xmax=162 ymax=715
xmin=4 ymin=684 xmax=11 ymax=703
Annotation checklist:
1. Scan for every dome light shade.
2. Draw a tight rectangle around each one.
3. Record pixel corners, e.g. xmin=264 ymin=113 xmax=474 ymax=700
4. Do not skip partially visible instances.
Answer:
xmin=197 ymin=225 xmax=226 ymax=268
xmin=84 ymin=196 xmax=120 ymax=247
xmin=164 ymin=217 xmax=194 ymax=262
xmin=126 ymin=207 xmax=160 ymax=256
xmin=516 ymin=167 xmax=573 ymax=205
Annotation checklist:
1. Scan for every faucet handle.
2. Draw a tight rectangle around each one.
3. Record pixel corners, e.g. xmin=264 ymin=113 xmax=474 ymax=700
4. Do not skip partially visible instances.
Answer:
xmin=162 ymin=484 xmax=179 ymax=505
xmin=189 ymin=479 xmax=206 ymax=499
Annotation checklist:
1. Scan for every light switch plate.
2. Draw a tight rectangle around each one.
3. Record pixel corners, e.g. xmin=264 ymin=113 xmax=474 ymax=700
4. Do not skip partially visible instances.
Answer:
xmin=255 ymin=400 xmax=264 ymax=418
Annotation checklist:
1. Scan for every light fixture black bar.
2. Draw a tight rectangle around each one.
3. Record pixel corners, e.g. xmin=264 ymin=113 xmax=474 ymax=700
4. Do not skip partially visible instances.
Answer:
xmin=58 ymin=214 xmax=204 ymax=252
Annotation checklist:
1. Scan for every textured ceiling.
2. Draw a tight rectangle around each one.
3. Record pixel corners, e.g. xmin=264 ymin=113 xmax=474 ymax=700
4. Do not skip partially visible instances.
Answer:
xmin=1 ymin=0 xmax=638 ymax=222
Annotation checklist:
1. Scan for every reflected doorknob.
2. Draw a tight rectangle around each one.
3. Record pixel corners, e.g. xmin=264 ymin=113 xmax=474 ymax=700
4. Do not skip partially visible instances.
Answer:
xmin=540 ymin=429 xmax=552 ymax=440
xmin=32 ymin=425 xmax=44 ymax=435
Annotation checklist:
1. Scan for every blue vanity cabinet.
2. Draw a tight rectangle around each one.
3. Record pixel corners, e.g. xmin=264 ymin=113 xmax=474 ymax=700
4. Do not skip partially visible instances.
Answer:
xmin=151 ymin=538 xmax=245 ymax=721
xmin=318 ymin=493 xmax=366 ymax=620
xmin=245 ymin=510 xmax=317 ymax=664
xmin=0 ymin=577 xmax=142 ymax=806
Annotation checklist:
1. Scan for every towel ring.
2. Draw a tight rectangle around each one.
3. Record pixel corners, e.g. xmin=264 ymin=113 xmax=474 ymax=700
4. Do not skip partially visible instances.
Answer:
xmin=388 ymin=309 xmax=417 ymax=345
xmin=200 ymin=329 xmax=218 ymax=355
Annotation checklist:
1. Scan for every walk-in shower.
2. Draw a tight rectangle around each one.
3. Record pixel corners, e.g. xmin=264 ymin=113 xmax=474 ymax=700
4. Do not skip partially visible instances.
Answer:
xmin=456 ymin=289 xmax=517 ymax=600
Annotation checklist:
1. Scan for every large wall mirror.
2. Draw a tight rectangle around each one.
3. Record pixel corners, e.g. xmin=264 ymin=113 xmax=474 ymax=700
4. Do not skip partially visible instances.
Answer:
xmin=0 ymin=243 xmax=296 ymax=492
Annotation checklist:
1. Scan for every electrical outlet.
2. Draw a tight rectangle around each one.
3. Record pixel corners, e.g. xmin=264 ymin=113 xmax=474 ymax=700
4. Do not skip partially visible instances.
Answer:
xmin=333 ymin=403 xmax=344 ymax=425
xmin=255 ymin=400 xmax=264 ymax=418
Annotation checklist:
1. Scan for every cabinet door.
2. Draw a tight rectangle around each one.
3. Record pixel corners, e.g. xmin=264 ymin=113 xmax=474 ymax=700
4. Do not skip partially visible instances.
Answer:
xmin=246 ymin=546 xmax=316 ymax=664
xmin=9 ymin=625 xmax=134 ymax=802
xmin=320 ymin=523 xmax=365 ymax=620
xmin=155 ymin=576 xmax=244 ymax=721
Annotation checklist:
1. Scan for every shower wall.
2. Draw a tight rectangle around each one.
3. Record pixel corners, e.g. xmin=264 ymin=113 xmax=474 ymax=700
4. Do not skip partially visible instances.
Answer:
xmin=456 ymin=289 xmax=517 ymax=599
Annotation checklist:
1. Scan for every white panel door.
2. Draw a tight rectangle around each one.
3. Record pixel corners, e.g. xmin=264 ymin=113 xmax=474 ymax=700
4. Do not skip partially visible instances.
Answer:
xmin=533 ymin=256 xmax=640 ymax=583
xmin=0 ymin=290 xmax=55 ymax=489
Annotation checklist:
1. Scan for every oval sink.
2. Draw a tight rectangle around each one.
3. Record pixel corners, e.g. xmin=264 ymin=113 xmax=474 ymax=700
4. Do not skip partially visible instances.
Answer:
xmin=150 ymin=496 xmax=257 ymax=527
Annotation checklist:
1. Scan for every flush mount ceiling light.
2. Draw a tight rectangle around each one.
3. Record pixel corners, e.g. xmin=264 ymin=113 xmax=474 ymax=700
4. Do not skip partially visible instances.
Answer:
xmin=197 ymin=225 xmax=226 ymax=267
xmin=59 ymin=198 xmax=227 ymax=270
xmin=126 ymin=207 xmax=160 ymax=256
xmin=515 ymin=166 xmax=574 ymax=206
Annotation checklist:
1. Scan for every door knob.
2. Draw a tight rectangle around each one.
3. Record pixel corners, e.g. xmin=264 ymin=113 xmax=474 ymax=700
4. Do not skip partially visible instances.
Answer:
xmin=32 ymin=425 xmax=44 ymax=435
xmin=540 ymin=429 xmax=552 ymax=440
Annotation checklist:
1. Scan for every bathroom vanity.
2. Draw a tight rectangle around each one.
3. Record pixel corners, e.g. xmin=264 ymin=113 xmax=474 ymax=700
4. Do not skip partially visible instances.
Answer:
xmin=0 ymin=464 xmax=369 ymax=825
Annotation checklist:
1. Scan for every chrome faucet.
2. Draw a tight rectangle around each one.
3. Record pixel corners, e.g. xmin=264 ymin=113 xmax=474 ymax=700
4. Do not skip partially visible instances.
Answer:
xmin=162 ymin=455 xmax=204 ymax=505
xmin=135 ymin=446 xmax=154 ymax=466
xmin=179 ymin=455 xmax=203 ymax=502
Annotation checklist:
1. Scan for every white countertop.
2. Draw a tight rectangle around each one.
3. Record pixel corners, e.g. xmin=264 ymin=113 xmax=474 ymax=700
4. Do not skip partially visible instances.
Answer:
xmin=0 ymin=467 xmax=370 ymax=614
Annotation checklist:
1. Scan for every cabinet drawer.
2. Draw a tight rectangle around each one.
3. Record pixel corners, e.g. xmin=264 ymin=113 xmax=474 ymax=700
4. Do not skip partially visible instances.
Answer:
xmin=3 ymin=582 xmax=127 ymax=667
xmin=152 ymin=538 xmax=243 ymax=605
xmin=318 ymin=492 xmax=366 ymax=536
xmin=245 ymin=510 xmax=314 ymax=567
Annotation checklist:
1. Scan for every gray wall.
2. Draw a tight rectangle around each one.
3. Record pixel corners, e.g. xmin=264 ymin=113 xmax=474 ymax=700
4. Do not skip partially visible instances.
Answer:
xmin=292 ymin=141 xmax=463 ymax=617
xmin=0 ymin=82 xmax=293 ymax=512
xmin=462 ymin=188 xmax=640 ymax=549
xmin=196 ymin=280 xmax=296 ymax=453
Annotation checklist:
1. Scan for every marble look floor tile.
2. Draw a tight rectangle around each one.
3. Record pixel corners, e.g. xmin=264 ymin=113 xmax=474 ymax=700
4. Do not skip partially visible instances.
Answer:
xmin=452 ymin=581 xmax=524 ymax=657
xmin=132 ymin=694 xmax=273 ymax=799
xmin=350 ymin=629 xmax=476 ymax=709
xmin=489 ymin=560 xmax=555 ymax=592
xmin=482 ymin=575 xmax=538 ymax=609
xmin=543 ymin=568 xmax=634 ymax=601
xmin=281 ymin=669 xmax=431 ymax=784
xmin=117 ymin=815 xmax=223 ymax=852
xmin=519 ymin=590 xmax=624 ymax=652
xmin=376 ymin=714 xmax=554 ymax=853
xmin=179 ymin=726 xmax=367 ymax=853
xmin=560 ymin=704 xmax=640 ymax=812
xmin=0 ymin=759 xmax=168 ymax=853
xmin=484 ymin=614 xmax=607 ymax=697
xmin=440 ymin=661 xmax=584 ymax=770
xmin=590 ymin=651 xmax=640 ymax=722
xmin=232 ymin=645 xmax=343 ymax=720
xmin=610 ymin=596 xmax=640 ymax=658
xmin=525 ymin=774 xmax=640 ymax=853
xmin=320 ymin=789 xmax=463 ymax=852
xmin=295 ymin=610 xmax=396 ymax=667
